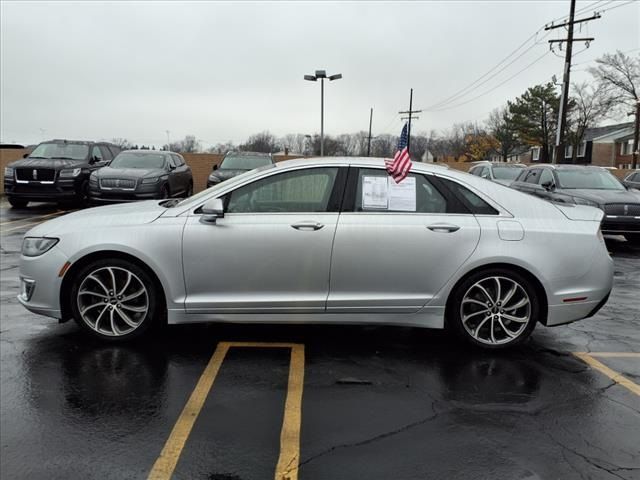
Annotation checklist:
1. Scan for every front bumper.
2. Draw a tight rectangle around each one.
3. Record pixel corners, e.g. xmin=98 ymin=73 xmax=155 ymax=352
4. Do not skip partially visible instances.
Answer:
xmin=18 ymin=246 xmax=69 ymax=320
xmin=4 ymin=177 xmax=84 ymax=201
xmin=89 ymin=184 xmax=162 ymax=203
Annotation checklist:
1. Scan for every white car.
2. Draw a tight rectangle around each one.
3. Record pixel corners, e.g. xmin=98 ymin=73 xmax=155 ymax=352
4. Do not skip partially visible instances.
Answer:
xmin=18 ymin=158 xmax=613 ymax=348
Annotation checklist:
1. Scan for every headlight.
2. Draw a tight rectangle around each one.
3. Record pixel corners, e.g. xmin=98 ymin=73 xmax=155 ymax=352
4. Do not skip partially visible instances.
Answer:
xmin=89 ymin=172 xmax=98 ymax=185
xmin=142 ymin=177 xmax=160 ymax=184
xmin=59 ymin=168 xmax=82 ymax=178
xmin=572 ymin=197 xmax=599 ymax=208
xmin=4 ymin=167 xmax=14 ymax=178
xmin=22 ymin=237 xmax=59 ymax=257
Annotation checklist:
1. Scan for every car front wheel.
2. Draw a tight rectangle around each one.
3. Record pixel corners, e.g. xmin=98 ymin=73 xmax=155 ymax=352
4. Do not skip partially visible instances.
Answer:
xmin=70 ymin=258 xmax=160 ymax=341
xmin=450 ymin=268 xmax=539 ymax=349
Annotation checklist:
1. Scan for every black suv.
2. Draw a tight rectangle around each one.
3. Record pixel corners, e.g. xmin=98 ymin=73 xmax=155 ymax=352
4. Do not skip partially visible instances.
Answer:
xmin=89 ymin=150 xmax=193 ymax=203
xmin=4 ymin=139 xmax=120 ymax=208
xmin=207 ymin=151 xmax=275 ymax=188
xmin=510 ymin=164 xmax=640 ymax=243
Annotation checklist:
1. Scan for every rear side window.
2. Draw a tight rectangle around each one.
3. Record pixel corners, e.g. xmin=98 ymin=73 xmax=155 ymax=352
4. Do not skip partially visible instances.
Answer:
xmin=352 ymin=168 xmax=471 ymax=214
xmin=439 ymin=178 xmax=499 ymax=215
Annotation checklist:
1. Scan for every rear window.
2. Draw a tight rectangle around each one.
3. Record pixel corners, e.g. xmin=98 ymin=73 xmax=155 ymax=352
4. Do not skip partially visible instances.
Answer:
xmin=220 ymin=154 xmax=272 ymax=170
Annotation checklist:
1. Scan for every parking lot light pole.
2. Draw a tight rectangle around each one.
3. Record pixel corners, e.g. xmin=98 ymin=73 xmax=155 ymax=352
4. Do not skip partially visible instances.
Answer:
xmin=304 ymin=70 xmax=342 ymax=156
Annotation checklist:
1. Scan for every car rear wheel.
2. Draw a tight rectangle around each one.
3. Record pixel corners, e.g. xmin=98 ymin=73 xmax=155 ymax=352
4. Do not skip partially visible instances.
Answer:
xmin=70 ymin=259 xmax=160 ymax=341
xmin=8 ymin=197 xmax=28 ymax=208
xmin=450 ymin=268 xmax=539 ymax=349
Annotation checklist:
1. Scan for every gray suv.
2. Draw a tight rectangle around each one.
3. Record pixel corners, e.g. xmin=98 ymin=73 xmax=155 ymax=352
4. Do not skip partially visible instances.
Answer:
xmin=207 ymin=151 xmax=275 ymax=188
xmin=89 ymin=150 xmax=193 ymax=203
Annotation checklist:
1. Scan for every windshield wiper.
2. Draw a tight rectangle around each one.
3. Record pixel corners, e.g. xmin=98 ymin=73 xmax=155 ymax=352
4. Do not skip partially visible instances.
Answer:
xmin=51 ymin=156 xmax=76 ymax=160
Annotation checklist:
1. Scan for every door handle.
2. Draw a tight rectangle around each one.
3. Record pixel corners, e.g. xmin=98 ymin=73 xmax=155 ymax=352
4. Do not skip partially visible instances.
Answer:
xmin=291 ymin=222 xmax=324 ymax=231
xmin=427 ymin=223 xmax=460 ymax=233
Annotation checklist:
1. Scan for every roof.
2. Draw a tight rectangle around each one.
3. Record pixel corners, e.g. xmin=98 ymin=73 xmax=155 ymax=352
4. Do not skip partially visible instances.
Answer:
xmin=227 ymin=151 xmax=272 ymax=157
xmin=519 ymin=163 xmax=608 ymax=170
xmin=584 ymin=122 xmax=634 ymax=142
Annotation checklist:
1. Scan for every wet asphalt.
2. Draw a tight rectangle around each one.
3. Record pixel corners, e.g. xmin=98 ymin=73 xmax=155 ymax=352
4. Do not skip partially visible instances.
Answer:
xmin=0 ymin=201 xmax=639 ymax=480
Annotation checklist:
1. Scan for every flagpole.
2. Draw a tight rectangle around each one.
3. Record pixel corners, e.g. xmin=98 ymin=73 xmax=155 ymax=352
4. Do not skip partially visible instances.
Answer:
xmin=407 ymin=88 xmax=412 ymax=154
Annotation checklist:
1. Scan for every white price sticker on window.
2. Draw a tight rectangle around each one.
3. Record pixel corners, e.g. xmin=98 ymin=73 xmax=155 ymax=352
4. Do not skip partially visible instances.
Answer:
xmin=388 ymin=177 xmax=416 ymax=211
xmin=362 ymin=176 xmax=389 ymax=209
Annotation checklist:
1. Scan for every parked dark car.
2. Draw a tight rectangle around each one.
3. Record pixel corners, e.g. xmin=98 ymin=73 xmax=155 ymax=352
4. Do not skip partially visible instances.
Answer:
xmin=207 ymin=151 xmax=275 ymax=188
xmin=3 ymin=139 xmax=120 ymax=208
xmin=468 ymin=161 xmax=527 ymax=186
xmin=89 ymin=150 xmax=192 ymax=203
xmin=510 ymin=164 xmax=640 ymax=243
xmin=622 ymin=170 xmax=640 ymax=190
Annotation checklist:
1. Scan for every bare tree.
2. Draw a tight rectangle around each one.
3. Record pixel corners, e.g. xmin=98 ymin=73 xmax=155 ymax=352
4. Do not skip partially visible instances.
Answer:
xmin=239 ymin=131 xmax=280 ymax=153
xmin=167 ymin=135 xmax=201 ymax=153
xmin=280 ymin=134 xmax=308 ymax=155
xmin=589 ymin=50 xmax=639 ymax=112
xmin=208 ymin=141 xmax=236 ymax=154
xmin=567 ymin=82 xmax=612 ymax=163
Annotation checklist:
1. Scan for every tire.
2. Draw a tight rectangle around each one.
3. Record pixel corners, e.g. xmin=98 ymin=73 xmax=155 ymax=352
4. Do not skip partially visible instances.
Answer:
xmin=8 ymin=197 xmax=28 ymax=208
xmin=449 ymin=268 xmax=539 ymax=349
xmin=159 ymin=185 xmax=170 ymax=199
xmin=70 ymin=258 xmax=161 ymax=342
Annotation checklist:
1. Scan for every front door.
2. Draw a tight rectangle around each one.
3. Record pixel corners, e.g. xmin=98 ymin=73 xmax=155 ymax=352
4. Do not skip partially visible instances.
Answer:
xmin=327 ymin=167 xmax=481 ymax=313
xmin=182 ymin=166 xmax=345 ymax=313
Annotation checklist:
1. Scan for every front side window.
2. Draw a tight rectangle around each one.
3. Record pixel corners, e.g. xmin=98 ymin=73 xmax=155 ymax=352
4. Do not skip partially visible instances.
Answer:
xmin=226 ymin=167 xmax=338 ymax=213
xmin=29 ymin=142 xmax=89 ymax=161
xmin=91 ymin=146 xmax=104 ymax=161
xmin=354 ymin=169 xmax=448 ymax=214
xmin=539 ymin=169 xmax=555 ymax=186
xmin=99 ymin=145 xmax=113 ymax=161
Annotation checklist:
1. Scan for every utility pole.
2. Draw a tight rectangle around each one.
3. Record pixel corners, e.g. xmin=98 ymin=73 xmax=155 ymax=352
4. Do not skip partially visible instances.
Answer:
xmin=399 ymin=88 xmax=421 ymax=154
xmin=367 ymin=107 xmax=373 ymax=157
xmin=546 ymin=0 xmax=599 ymax=164
xmin=632 ymin=100 xmax=640 ymax=170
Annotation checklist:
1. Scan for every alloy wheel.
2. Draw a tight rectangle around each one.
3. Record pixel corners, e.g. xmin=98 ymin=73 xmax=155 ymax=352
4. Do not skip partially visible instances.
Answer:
xmin=76 ymin=266 xmax=149 ymax=337
xmin=460 ymin=276 xmax=531 ymax=345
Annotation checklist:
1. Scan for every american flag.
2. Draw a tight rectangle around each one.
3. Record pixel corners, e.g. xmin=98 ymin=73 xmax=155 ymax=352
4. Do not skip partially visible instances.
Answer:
xmin=385 ymin=123 xmax=412 ymax=183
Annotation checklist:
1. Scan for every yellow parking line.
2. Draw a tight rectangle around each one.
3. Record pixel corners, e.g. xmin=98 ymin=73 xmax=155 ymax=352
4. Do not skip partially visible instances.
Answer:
xmin=148 ymin=341 xmax=305 ymax=480
xmin=0 ymin=210 xmax=64 ymax=227
xmin=573 ymin=352 xmax=640 ymax=396
xmin=275 ymin=344 xmax=305 ymax=480
xmin=588 ymin=352 xmax=640 ymax=358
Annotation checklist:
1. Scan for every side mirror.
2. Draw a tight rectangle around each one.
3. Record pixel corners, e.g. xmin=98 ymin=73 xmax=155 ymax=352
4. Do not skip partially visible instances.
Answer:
xmin=168 ymin=164 xmax=176 ymax=171
xmin=212 ymin=164 xmax=219 ymax=171
xmin=541 ymin=181 xmax=555 ymax=191
xmin=201 ymin=198 xmax=224 ymax=223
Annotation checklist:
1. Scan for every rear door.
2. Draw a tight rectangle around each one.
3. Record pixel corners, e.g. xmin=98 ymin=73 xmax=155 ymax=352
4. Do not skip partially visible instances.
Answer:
xmin=326 ymin=167 xmax=481 ymax=313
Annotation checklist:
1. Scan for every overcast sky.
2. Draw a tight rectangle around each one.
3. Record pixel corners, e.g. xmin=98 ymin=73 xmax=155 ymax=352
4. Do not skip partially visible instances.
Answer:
xmin=1 ymin=1 xmax=638 ymax=148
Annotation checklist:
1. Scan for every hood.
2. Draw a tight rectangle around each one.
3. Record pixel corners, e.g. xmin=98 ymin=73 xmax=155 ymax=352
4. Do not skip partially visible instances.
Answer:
xmin=560 ymin=188 xmax=640 ymax=205
xmin=97 ymin=166 xmax=166 ymax=179
xmin=8 ymin=157 xmax=86 ymax=169
xmin=26 ymin=200 xmax=167 ymax=237
xmin=211 ymin=169 xmax=247 ymax=181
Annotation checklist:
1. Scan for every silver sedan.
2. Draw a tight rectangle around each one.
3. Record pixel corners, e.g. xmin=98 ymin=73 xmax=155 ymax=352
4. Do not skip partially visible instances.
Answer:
xmin=18 ymin=158 xmax=613 ymax=349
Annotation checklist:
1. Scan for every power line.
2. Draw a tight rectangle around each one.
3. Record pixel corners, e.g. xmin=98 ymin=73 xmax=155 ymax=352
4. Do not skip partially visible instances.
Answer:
xmin=429 ymin=51 xmax=551 ymax=112
xmin=422 ymin=31 xmax=543 ymax=111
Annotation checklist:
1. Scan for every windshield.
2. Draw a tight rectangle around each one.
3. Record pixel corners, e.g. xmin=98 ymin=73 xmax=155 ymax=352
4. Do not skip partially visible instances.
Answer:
xmin=556 ymin=169 xmax=625 ymax=190
xmin=110 ymin=152 xmax=167 ymax=169
xmin=492 ymin=167 xmax=523 ymax=180
xmin=170 ymin=163 xmax=276 ymax=208
xmin=220 ymin=154 xmax=272 ymax=170
xmin=29 ymin=143 xmax=89 ymax=161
